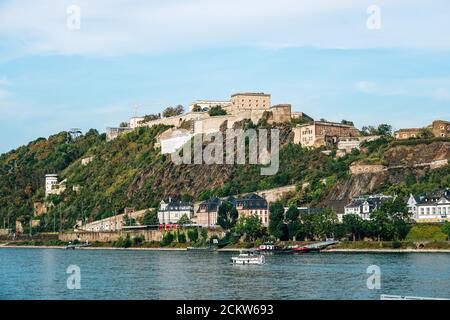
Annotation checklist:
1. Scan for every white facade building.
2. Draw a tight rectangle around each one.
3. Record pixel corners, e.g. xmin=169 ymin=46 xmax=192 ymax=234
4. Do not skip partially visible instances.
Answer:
xmin=341 ymin=194 xmax=394 ymax=221
xmin=157 ymin=198 xmax=194 ymax=224
xmin=129 ymin=117 xmax=145 ymax=129
xmin=45 ymin=174 xmax=59 ymax=197
xmin=407 ymin=189 xmax=450 ymax=223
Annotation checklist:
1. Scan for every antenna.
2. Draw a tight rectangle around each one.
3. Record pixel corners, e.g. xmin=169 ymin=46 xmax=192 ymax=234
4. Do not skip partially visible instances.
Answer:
xmin=133 ymin=105 xmax=140 ymax=118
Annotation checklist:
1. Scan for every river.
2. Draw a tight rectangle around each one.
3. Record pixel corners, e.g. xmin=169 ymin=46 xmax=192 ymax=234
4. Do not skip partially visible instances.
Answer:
xmin=1 ymin=248 xmax=449 ymax=300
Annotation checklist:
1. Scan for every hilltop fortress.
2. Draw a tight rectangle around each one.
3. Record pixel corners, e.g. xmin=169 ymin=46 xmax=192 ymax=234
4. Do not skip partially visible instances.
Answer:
xmin=107 ymin=92 xmax=295 ymax=141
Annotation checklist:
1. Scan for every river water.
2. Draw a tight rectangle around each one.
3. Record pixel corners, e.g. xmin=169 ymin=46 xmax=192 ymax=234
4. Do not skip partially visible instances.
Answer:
xmin=1 ymin=248 xmax=449 ymax=300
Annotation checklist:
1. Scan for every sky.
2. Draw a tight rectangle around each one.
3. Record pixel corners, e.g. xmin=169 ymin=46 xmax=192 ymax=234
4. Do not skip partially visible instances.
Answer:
xmin=0 ymin=0 xmax=449 ymax=153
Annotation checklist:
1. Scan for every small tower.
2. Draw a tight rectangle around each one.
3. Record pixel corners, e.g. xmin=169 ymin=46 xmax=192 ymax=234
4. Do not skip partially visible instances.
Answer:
xmin=45 ymin=174 xmax=59 ymax=198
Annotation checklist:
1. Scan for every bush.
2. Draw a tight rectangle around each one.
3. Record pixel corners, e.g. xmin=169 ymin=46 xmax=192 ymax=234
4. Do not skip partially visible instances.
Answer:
xmin=177 ymin=231 xmax=187 ymax=243
xmin=187 ymin=228 xmax=199 ymax=242
xmin=208 ymin=106 xmax=227 ymax=116
xmin=161 ymin=232 xmax=174 ymax=246
xmin=132 ymin=235 xmax=145 ymax=246
xmin=123 ymin=234 xmax=132 ymax=248
xmin=392 ymin=241 xmax=402 ymax=249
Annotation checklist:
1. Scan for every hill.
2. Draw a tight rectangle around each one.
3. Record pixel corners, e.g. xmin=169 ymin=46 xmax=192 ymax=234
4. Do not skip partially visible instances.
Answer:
xmin=0 ymin=123 xmax=449 ymax=232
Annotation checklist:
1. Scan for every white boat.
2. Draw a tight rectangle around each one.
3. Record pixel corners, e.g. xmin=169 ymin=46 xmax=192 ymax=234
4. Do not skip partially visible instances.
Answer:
xmin=231 ymin=252 xmax=265 ymax=265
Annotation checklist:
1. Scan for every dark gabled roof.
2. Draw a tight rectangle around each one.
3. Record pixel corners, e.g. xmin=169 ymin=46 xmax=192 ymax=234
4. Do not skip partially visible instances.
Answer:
xmin=298 ymin=208 xmax=324 ymax=214
xmin=160 ymin=198 xmax=192 ymax=211
xmin=235 ymin=193 xmax=268 ymax=210
xmin=197 ymin=197 xmax=221 ymax=213
xmin=239 ymin=193 xmax=266 ymax=201
xmin=416 ymin=188 xmax=450 ymax=205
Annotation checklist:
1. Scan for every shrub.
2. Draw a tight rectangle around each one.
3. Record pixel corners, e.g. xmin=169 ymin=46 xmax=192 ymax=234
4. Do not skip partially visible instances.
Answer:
xmin=208 ymin=106 xmax=227 ymax=116
xmin=161 ymin=232 xmax=174 ymax=246
xmin=187 ymin=228 xmax=199 ymax=242
xmin=392 ymin=241 xmax=402 ymax=249
xmin=132 ymin=235 xmax=145 ymax=246
xmin=177 ymin=231 xmax=187 ymax=243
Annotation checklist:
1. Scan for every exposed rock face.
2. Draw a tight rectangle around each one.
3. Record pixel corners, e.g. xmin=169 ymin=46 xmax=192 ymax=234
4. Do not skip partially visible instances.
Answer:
xmin=324 ymin=141 xmax=449 ymax=213
xmin=383 ymin=141 xmax=450 ymax=166
xmin=128 ymin=124 xmax=294 ymax=201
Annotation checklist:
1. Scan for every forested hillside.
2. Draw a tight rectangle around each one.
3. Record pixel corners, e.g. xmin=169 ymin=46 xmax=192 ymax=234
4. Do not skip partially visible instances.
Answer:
xmin=0 ymin=122 xmax=448 ymax=233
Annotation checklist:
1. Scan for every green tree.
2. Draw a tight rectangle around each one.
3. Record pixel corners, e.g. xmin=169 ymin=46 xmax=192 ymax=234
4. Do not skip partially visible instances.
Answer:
xmin=124 ymin=234 xmax=132 ymax=247
xmin=376 ymin=124 xmax=393 ymax=137
xmin=161 ymin=232 xmax=174 ymax=246
xmin=441 ymin=222 xmax=450 ymax=241
xmin=312 ymin=208 xmax=338 ymax=240
xmin=208 ymin=106 xmax=227 ymax=116
xmin=285 ymin=205 xmax=301 ymax=240
xmin=192 ymin=104 xmax=202 ymax=112
xmin=418 ymin=128 xmax=434 ymax=139
xmin=177 ymin=214 xmax=192 ymax=225
xmin=177 ymin=231 xmax=187 ymax=243
xmin=201 ymin=228 xmax=208 ymax=242
xmin=163 ymin=105 xmax=184 ymax=117
xmin=369 ymin=210 xmax=393 ymax=241
xmin=341 ymin=119 xmax=354 ymax=126
xmin=234 ymin=215 xmax=264 ymax=242
xmin=217 ymin=201 xmax=238 ymax=230
xmin=342 ymin=214 xmax=365 ymax=241
xmin=187 ymin=228 xmax=199 ymax=242
xmin=269 ymin=201 xmax=288 ymax=240
xmin=143 ymin=210 xmax=159 ymax=225
xmin=123 ymin=214 xmax=136 ymax=226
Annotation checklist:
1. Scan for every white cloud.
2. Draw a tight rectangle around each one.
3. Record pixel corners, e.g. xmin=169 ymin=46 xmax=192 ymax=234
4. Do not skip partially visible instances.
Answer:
xmin=0 ymin=0 xmax=450 ymax=56
xmin=355 ymin=79 xmax=450 ymax=100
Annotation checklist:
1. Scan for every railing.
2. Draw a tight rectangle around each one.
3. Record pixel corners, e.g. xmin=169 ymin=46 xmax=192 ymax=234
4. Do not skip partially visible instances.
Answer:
xmin=380 ymin=294 xmax=448 ymax=300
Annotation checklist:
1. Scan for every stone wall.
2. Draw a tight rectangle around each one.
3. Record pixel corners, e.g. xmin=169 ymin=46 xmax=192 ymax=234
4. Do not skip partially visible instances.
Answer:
xmin=350 ymin=164 xmax=387 ymax=175
xmin=59 ymin=228 xmax=225 ymax=243
xmin=270 ymin=104 xmax=292 ymax=123
xmin=256 ymin=185 xmax=296 ymax=203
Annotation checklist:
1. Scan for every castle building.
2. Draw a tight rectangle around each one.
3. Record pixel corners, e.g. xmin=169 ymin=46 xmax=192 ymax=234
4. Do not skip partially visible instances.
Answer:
xmin=394 ymin=128 xmax=422 ymax=140
xmin=230 ymin=92 xmax=271 ymax=111
xmin=394 ymin=120 xmax=450 ymax=140
xmin=431 ymin=120 xmax=450 ymax=138
xmin=129 ymin=117 xmax=145 ymax=129
xmin=293 ymin=121 xmax=359 ymax=148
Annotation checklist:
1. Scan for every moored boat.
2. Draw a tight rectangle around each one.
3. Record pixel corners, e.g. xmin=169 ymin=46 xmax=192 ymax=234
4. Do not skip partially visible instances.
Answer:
xmin=231 ymin=252 xmax=265 ymax=265
xmin=187 ymin=246 xmax=217 ymax=252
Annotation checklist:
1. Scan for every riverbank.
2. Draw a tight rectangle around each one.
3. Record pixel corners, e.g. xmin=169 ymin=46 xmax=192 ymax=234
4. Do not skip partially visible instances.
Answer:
xmin=2 ymin=242 xmax=450 ymax=253
xmin=324 ymin=248 xmax=450 ymax=253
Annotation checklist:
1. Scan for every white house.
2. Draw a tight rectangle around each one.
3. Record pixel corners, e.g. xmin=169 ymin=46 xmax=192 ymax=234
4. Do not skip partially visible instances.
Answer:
xmin=157 ymin=198 xmax=194 ymax=224
xmin=407 ymin=189 xmax=450 ymax=223
xmin=45 ymin=174 xmax=67 ymax=198
xmin=341 ymin=194 xmax=394 ymax=221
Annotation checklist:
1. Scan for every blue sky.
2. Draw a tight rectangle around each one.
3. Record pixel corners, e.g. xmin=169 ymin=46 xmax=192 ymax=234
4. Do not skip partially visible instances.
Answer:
xmin=0 ymin=0 xmax=449 ymax=153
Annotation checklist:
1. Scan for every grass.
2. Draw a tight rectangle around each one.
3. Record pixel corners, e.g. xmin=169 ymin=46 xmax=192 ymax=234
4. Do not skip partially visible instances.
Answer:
xmin=405 ymin=224 xmax=448 ymax=241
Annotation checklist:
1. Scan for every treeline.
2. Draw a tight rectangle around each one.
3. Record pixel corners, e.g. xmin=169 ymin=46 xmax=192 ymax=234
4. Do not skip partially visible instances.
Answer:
xmin=215 ymin=197 xmax=413 ymax=243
